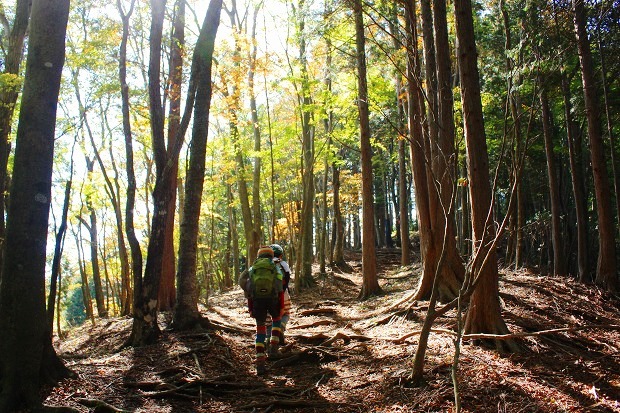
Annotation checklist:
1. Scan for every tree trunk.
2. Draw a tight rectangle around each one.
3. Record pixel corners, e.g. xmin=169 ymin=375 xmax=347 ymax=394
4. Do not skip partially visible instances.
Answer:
xmin=250 ymin=4 xmax=264 ymax=258
xmin=172 ymin=0 xmax=222 ymax=330
xmin=295 ymin=0 xmax=316 ymax=290
xmin=353 ymin=0 xmax=381 ymax=299
xmin=454 ymin=0 xmax=518 ymax=351
xmin=573 ymin=0 xmax=618 ymax=291
xmin=47 ymin=178 xmax=72 ymax=332
xmin=118 ymin=0 xmax=142 ymax=317
xmin=0 ymin=0 xmax=31 ymax=274
xmin=331 ymin=163 xmax=349 ymax=270
xmin=405 ymin=0 xmax=464 ymax=303
xmin=561 ymin=71 xmax=589 ymax=282
xmin=540 ymin=86 xmax=566 ymax=276
xmin=74 ymin=226 xmax=95 ymax=324
xmin=0 ymin=2 xmax=73 ymax=410
xmin=597 ymin=31 xmax=620 ymax=242
xmin=128 ymin=0 xmax=210 ymax=346
xmin=159 ymin=0 xmax=186 ymax=312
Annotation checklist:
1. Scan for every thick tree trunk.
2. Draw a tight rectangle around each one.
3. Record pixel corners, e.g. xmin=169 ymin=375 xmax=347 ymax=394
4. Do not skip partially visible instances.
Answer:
xmin=159 ymin=0 xmax=186 ymax=312
xmin=405 ymin=0 xmax=464 ymax=303
xmin=573 ymin=0 xmax=618 ymax=292
xmin=0 ymin=0 xmax=31 ymax=273
xmin=172 ymin=0 xmax=222 ymax=330
xmin=0 ymin=2 xmax=73 ymax=410
xmin=353 ymin=0 xmax=381 ymax=299
xmin=454 ymin=0 xmax=518 ymax=351
xmin=597 ymin=34 xmax=620 ymax=242
xmin=295 ymin=0 xmax=316 ymax=290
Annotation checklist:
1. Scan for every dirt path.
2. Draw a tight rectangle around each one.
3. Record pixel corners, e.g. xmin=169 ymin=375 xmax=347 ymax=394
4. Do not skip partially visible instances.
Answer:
xmin=46 ymin=250 xmax=620 ymax=412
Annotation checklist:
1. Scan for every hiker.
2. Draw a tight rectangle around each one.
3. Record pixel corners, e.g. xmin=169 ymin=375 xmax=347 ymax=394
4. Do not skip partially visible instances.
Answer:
xmin=267 ymin=243 xmax=292 ymax=345
xmin=239 ymin=246 xmax=284 ymax=375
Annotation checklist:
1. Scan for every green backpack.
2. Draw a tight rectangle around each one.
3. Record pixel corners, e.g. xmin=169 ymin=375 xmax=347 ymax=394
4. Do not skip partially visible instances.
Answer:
xmin=249 ymin=257 xmax=282 ymax=299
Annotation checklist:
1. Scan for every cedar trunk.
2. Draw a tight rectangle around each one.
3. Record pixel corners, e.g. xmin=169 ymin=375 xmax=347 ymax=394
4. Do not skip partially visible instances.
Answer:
xmin=354 ymin=0 xmax=381 ymax=299
xmin=573 ymin=0 xmax=618 ymax=291
xmin=454 ymin=0 xmax=518 ymax=351
xmin=540 ymin=86 xmax=566 ymax=276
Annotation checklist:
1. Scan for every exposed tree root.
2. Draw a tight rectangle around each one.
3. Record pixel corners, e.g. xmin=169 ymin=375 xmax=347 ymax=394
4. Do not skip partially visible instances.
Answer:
xmin=289 ymin=320 xmax=332 ymax=329
xmin=76 ymin=398 xmax=131 ymax=412
xmin=331 ymin=273 xmax=356 ymax=285
xmin=298 ymin=308 xmax=337 ymax=316
xmin=209 ymin=319 xmax=252 ymax=335
xmin=238 ymin=399 xmax=332 ymax=410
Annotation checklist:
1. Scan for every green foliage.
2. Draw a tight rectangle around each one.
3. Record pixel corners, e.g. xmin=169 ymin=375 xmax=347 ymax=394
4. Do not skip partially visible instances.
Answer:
xmin=64 ymin=286 xmax=87 ymax=327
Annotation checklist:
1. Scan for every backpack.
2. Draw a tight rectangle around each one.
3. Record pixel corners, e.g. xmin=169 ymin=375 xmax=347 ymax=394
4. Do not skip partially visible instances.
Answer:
xmin=249 ymin=257 xmax=282 ymax=299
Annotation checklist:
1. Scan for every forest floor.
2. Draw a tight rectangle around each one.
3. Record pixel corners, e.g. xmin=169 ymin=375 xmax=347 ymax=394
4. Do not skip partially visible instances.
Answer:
xmin=45 ymin=249 xmax=620 ymax=412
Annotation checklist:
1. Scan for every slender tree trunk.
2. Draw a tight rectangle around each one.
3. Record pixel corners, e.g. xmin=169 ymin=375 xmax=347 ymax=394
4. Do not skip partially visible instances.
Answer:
xmin=561 ymin=72 xmax=588 ymax=281
xmin=573 ymin=0 xmax=618 ymax=291
xmin=118 ymin=0 xmax=142 ymax=317
xmin=0 ymin=3 xmax=73 ymax=409
xmin=250 ymin=4 xmax=264 ymax=255
xmin=75 ymin=227 xmax=95 ymax=324
xmin=540 ymin=85 xmax=566 ymax=276
xmin=47 ymin=178 xmax=72 ymax=332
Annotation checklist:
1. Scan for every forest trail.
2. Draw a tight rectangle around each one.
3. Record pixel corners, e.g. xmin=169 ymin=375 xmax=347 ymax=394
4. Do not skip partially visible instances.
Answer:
xmin=46 ymin=250 xmax=620 ymax=412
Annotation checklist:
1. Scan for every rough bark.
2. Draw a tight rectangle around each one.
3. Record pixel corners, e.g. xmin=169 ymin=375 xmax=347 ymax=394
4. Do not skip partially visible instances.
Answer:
xmin=172 ymin=0 xmax=222 ymax=330
xmin=573 ymin=0 xmax=617 ymax=291
xmin=158 ymin=0 xmax=185 ymax=312
xmin=297 ymin=0 xmax=316 ymax=290
xmin=0 ymin=2 xmax=73 ymax=410
xmin=128 ymin=0 xmax=212 ymax=346
xmin=405 ymin=0 xmax=464 ymax=303
xmin=353 ymin=0 xmax=381 ymax=299
xmin=454 ymin=0 xmax=518 ymax=351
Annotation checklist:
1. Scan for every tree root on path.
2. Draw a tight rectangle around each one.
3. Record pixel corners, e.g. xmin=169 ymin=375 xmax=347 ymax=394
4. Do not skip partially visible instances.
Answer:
xmin=238 ymin=399 xmax=332 ymax=411
xmin=288 ymin=319 xmax=332 ymax=329
xmin=76 ymin=398 xmax=131 ymax=412
xmin=298 ymin=308 xmax=337 ymax=316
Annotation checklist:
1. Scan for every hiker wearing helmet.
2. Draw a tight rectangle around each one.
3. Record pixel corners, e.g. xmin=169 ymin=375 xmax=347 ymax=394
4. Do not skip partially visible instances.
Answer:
xmin=239 ymin=246 xmax=284 ymax=375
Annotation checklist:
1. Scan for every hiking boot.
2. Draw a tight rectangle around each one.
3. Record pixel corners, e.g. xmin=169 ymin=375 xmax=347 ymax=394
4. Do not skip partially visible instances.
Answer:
xmin=267 ymin=342 xmax=280 ymax=359
xmin=256 ymin=359 xmax=266 ymax=376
